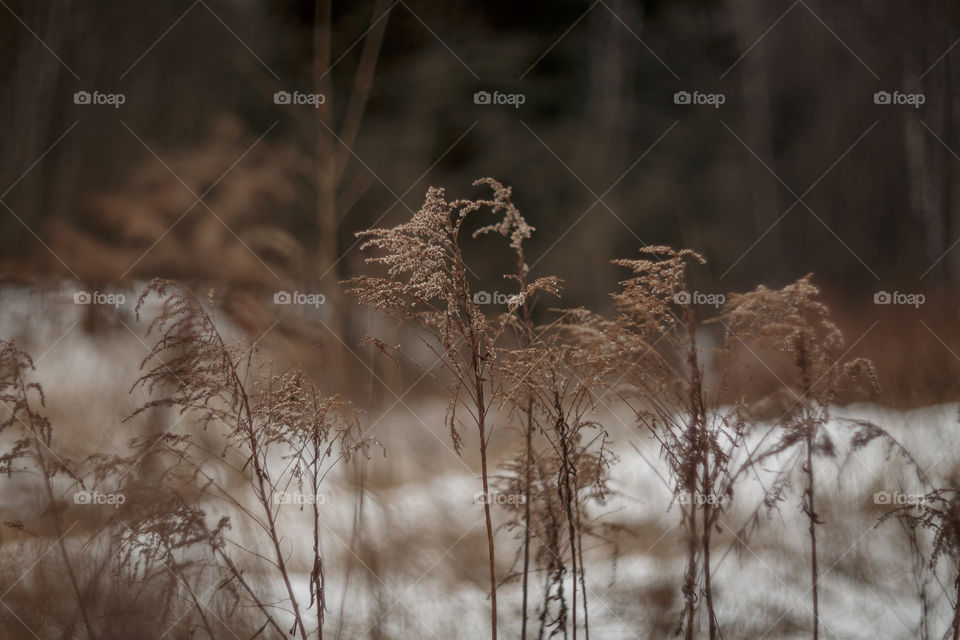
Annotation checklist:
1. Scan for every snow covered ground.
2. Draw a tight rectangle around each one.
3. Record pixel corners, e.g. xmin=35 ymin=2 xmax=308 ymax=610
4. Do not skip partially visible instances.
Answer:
xmin=1 ymin=284 xmax=957 ymax=639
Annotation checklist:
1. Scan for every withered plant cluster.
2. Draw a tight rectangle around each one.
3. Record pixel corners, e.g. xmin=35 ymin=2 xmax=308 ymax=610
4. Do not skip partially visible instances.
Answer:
xmin=0 ymin=178 xmax=956 ymax=640
xmin=347 ymin=179 xmax=943 ymax=640
xmin=590 ymin=247 xmax=750 ymax=639
xmin=0 ymin=281 xmax=371 ymax=639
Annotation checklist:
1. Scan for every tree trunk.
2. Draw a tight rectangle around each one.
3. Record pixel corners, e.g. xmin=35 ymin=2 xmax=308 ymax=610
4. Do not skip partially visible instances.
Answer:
xmin=728 ymin=0 xmax=786 ymax=279
xmin=313 ymin=0 xmax=346 ymax=375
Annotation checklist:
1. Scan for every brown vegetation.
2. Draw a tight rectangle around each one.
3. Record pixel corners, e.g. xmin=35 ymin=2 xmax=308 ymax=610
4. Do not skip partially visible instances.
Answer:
xmin=0 ymin=179 xmax=956 ymax=639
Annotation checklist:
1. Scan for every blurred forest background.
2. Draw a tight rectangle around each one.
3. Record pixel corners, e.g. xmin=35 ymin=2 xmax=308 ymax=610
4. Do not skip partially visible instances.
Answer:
xmin=2 ymin=0 xmax=960 ymax=403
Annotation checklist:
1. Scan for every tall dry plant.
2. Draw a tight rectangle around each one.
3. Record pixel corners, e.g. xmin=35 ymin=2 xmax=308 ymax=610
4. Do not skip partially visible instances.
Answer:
xmin=346 ymin=178 xmax=559 ymax=640
xmin=500 ymin=450 xmax=569 ymax=638
xmin=125 ymin=279 xmax=370 ymax=639
xmin=475 ymin=177 xmax=558 ymax=640
xmin=496 ymin=317 xmax=616 ymax=640
xmin=0 ymin=340 xmax=263 ymax=640
xmin=881 ymin=489 xmax=960 ymax=640
xmin=602 ymin=247 xmax=747 ymax=640
xmin=720 ymin=275 xmax=880 ymax=640
xmin=0 ymin=341 xmax=95 ymax=638
xmin=110 ymin=480 xmax=231 ymax=639
xmin=475 ymin=180 xmax=613 ymax=639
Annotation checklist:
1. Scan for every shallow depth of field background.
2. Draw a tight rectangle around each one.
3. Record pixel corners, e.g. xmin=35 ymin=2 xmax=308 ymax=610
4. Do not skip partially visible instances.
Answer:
xmin=2 ymin=1 xmax=960 ymax=638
